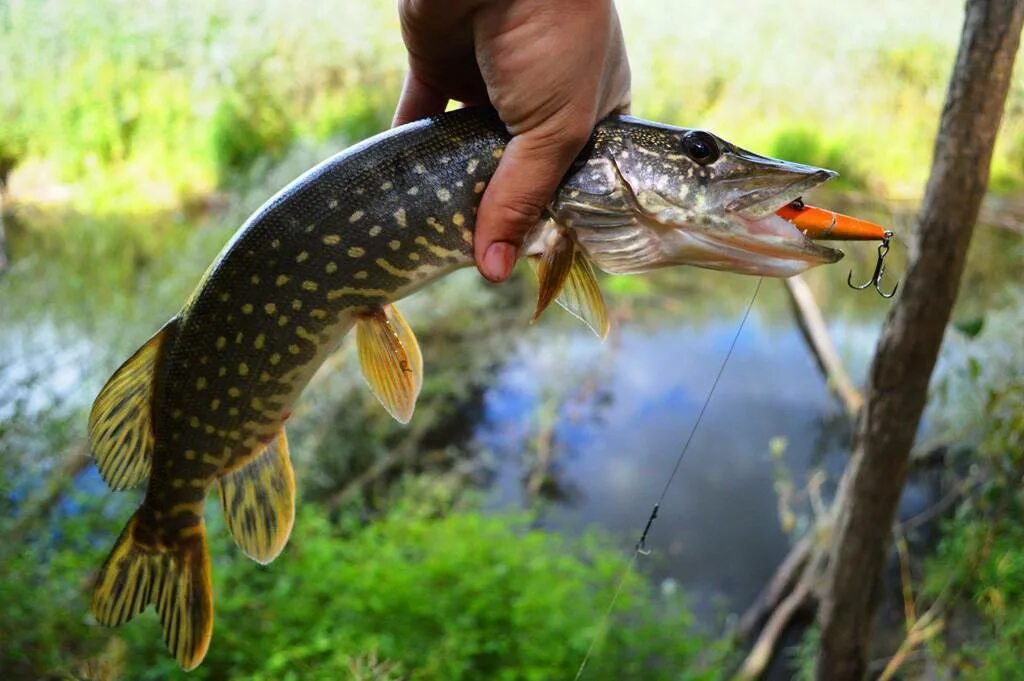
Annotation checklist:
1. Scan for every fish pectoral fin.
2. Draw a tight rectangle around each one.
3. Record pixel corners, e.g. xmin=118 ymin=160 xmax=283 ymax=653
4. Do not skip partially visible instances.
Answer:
xmin=356 ymin=304 xmax=423 ymax=424
xmin=88 ymin=319 xmax=177 ymax=490
xmin=556 ymin=250 xmax=611 ymax=340
xmin=218 ymin=428 xmax=295 ymax=564
xmin=92 ymin=509 xmax=213 ymax=671
xmin=531 ymin=228 xmax=576 ymax=322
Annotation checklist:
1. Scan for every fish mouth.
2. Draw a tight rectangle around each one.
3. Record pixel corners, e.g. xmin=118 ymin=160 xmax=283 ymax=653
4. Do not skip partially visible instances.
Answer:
xmin=699 ymin=148 xmax=844 ymax=274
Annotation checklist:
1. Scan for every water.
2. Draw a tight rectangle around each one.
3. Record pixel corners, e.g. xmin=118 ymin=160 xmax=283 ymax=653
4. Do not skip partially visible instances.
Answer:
xmin=1 ymin=196 xmax=1020 ymax=626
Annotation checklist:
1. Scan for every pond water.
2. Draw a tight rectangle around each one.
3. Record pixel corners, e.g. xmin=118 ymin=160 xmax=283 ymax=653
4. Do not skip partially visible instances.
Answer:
xmin=1 ymin=193 xmax=1020 ymax=629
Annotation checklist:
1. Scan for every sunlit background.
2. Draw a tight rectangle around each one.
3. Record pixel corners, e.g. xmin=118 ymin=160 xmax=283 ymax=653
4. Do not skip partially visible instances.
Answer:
xmin=2 ymin=1 xmax=1022 ymax=679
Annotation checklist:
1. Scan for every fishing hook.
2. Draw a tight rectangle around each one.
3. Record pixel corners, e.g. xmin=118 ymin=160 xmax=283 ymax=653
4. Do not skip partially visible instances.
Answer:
xmin=847 ymin=231 xmax=899 ymax=298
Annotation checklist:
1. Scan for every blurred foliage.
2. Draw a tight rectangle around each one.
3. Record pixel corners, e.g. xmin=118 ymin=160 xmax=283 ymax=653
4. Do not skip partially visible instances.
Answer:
xmin=1 ymin=482 xmax=729 ymax=679
xmin=2 ymin=0 xmax=1024 ymax=212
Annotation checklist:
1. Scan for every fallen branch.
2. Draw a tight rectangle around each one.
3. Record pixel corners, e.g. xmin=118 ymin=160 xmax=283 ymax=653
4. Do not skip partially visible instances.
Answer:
xmin=782 ymin=276 xmax=862 ymax=415
xmin=734 ymin=572 xmax=814 ymax=680
xmin=737 ymin=535 xmax=812 ymax=638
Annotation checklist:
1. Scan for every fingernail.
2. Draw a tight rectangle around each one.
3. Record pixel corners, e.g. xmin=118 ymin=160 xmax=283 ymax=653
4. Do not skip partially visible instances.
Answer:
xmin=483 ymin=242 xmax=517 ymax=282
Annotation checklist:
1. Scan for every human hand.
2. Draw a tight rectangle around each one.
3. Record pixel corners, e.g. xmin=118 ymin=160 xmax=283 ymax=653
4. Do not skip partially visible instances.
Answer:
xmin=394 ymin=0 xmax=631 ymax=282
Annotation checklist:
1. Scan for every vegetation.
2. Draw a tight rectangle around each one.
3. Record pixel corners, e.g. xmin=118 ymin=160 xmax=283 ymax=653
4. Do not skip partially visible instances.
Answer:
xmin=3 ymin=0 xmax=1023 ymax=212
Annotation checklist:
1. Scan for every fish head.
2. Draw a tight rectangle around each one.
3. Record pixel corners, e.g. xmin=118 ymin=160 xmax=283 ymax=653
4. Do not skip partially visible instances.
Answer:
xmin=551 ymin=116 xmax=844 ymax=277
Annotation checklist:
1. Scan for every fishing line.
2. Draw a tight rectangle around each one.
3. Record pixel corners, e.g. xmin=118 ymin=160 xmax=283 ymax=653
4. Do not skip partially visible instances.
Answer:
xmin=573 ymin=276 xmax=763 ymax=680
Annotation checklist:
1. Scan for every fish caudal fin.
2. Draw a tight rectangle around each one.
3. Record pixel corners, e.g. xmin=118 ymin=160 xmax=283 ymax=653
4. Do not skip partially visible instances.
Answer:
xmin=218 ymin=428 xmax=295 ymax=564
xmin=531 ymin=236 xmax=610 ymax=339
xmin=88 ymin=320 xmax=176 ymax=490
xmin=356 ymin=304 xmax=423 ymax=423
xmin=92 ymin=508 xmax=213 ymax=671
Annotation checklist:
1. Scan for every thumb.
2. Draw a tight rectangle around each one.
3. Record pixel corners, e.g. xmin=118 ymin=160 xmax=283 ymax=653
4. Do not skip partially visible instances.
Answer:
xmin=474 ymin=125 xmax=589 ymax=282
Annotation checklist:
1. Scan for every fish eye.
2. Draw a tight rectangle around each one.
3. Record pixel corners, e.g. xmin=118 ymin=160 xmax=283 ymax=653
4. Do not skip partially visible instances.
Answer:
xmin=681 ymin=131 xmax=720 ymax=165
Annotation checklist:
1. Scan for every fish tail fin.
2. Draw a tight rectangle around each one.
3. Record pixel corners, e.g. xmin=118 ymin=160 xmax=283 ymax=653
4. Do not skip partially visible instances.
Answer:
xmin=92 ymin=508 xmax=213 ymax=671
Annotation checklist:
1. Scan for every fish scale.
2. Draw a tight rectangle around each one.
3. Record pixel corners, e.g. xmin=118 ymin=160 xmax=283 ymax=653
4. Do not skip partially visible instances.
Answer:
xmin=86 ymin=106 xmax=884 ymax=670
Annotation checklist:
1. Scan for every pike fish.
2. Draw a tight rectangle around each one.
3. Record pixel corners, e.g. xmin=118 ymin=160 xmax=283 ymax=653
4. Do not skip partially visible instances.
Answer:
xmin=88 ymin=107 xmax=885 ymax=669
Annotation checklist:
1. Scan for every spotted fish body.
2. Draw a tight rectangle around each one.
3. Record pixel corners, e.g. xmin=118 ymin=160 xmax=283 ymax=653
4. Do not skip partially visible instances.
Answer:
xmin=88 ymin=107 xmax=848 ymax=669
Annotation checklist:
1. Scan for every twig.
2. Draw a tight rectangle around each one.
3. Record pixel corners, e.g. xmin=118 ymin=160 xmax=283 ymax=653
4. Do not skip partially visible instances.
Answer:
xmin=737 ymin=535 xmax=812 ymax=638
xmin=782 ymin=275 xmax=863 ymax=415
xmin=734 ymin=574 xmax=814 ymax=680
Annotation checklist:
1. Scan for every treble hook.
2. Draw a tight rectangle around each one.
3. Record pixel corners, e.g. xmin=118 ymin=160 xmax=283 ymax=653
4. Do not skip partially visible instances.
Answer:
xmin=848 ymin=231 xmax=899 ymax=299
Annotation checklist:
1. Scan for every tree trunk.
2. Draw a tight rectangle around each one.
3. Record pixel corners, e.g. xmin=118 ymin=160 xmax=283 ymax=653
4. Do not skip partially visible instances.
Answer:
xmin=815 ymin=2 xmax=1024 ymax=680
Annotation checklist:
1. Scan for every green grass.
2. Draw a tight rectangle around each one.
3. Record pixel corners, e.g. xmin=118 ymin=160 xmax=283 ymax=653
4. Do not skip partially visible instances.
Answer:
xmin=1 ymin=0 xmax=1022 ymax=213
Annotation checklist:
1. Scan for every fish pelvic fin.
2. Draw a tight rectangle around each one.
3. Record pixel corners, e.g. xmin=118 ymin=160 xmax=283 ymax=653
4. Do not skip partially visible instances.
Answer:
xmin=88 ymin=319 xmax=177 ymax=490
xmin=92 ymin=507 xmax=213 ymax=671
xmin=356 ymin=304 xmax=422 ymax=424
xmin=218 ymin=428 xmax=295 ymax=564
xmin=531 ymin=228 xmax=575 ymax=323
xmin=531 ymin=236 xmax=611 ymax=340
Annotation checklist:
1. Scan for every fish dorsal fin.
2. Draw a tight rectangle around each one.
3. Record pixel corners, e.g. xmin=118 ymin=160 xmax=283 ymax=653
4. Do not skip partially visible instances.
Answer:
xmin=88 ymin=320 xmax=176 ymax=490
xmin=218 ymin=428 xmax=295 ymax=564
xmin=555 ymin=249 xmax=610 ymax=339
xmin=356 ymin=304 xmax=422 ymax=423
xmin=532 ymin=227 xmax=576 ymax=322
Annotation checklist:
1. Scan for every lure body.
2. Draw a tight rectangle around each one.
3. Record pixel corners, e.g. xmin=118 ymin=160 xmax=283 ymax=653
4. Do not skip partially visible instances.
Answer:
xmin=88 ymin=107 xmax=866 ymax=669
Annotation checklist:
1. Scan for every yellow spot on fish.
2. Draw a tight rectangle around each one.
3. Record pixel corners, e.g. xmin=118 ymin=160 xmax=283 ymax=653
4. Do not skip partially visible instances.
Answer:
xmin=323 ymin=234 xmax=341 ymax=246
xmin=173 ymin=479 xmax=184 ymax=489
xmin=328 ymin=198 xmax=339 ymax=209
xmin=291 ymin=298 xmax=303 ymax=311
xmin=297 ymin=326 xmax=315 ymax=340
xmin=204 ymin=424 xmax=215 ymax=434
xmin=349 ymin=210 xmax=365 ymax=223
xmin=328 ymin=286 xmax=391 ymax=300
xmin=348 ymin=246 xmax=366 ymax=258
xmin=278 ymin=315 xmax=290 ymax=326
xmin=228 ymin=387 xmax=241 ymax=398
xmin=219 ymin=292 xmax=230 ymax=302
xmin=218 ymin=366 xmax=227 ymax=377
xmin=354 ymin=270 xmax=368 ymax=280
xmin=492 ymin=147 xmax=504 ymax=159
xmin=238 ymin=363 xmax=249 ymax=376
xmin=381 ymin=180 xmax=393 ymax=190
xmin=474 ymin=181 xmax=486 ymax=194
xmin=288 ymin=344 xmax=300 ymax=355
xmin=271 ymin=239 xmax=280 ymax=249
xmin=265 ymin=302 xmax=277 ymax=314
xmin=302 ymin=280 xmax=318 ymax=292
xmin=466 ymin=158 xmax=479 ymax=174
xmin=251 ymin=397 xmax=264 ymax=410
xmin=229 ymin=407 xmax=239 ymax=416
xmin=436 ymin=188 xmax=451 ymax=202
xmin=415 ymin=236 xmax=430 ymax=246
xmin=413 ymin=163 xmax=426 ymax=174
xmin=195 ymin=377 xmax=207 ymax=390
xmin=407 ymin=186 xmax=419 ymax=196
xmin=452 ymin=212 xmax=465 ymax=227
xmin=241 ymin=304 xmax=253 ymax=314
xmin=296 ymin=251 xmax=309 ymax=263
xmin=368 ymin=225 xmax=382 ymax=237
xmin=276 ymin=274 xmax=290 ymax=287
xmin=375 ymin=258 xmax=416 ymax=278
xmin=254 ymin=333 xmax=265 ymax=349
xmin=259 ymin=371 xmax=271 ymax=382
xmin=184 ymin=449 xmax=196 ymax=460
xmin=389 ymin=240 xmax=401 ymax=251
xmin=250 ymin=274 xmax=260 ymax=285
xmin=228 ymin=431 xmax=241 ymax=441
xmin=189 ymin=416 xmax=200 ymax=428
xmin=235 ymin=331 xmax=243 ymax=344
xmin=325 ymin=261 xmax=338 ymax=274
xmin=310 ymin=308 xmax=327 ymax=319
xmin=270 ymin=353 xmax=281 ymax=365
xmin=211 ymin=398 xmax=221 ymax=411
xmin=427 ymin=217 xmax=445 ymax=233
xmin=409 ymin=253 xmax=421 ymax=262
xmin=394 ymin=208 xmax=407 ymax=227
xmin=172 ymin=409 xmax=183 ymax=420
xmin=461 ymin=229 xmax=472 ymax=243
xmin=202 ymin=453 xmax=221 ymax=466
